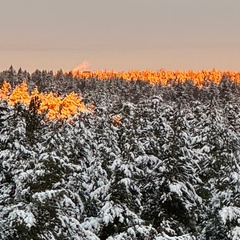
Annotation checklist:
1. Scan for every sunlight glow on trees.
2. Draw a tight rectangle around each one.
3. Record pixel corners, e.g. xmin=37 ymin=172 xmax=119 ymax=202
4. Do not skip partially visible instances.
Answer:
xmin=72 ymin=69 xmax=240 ymax=87
xmin=0 ymin=80 xmax=88 ymax=120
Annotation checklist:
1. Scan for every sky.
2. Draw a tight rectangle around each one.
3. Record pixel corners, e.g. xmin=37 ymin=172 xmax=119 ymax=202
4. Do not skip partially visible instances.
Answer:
xmin=0 ymin=0 xmax=240 ymax=73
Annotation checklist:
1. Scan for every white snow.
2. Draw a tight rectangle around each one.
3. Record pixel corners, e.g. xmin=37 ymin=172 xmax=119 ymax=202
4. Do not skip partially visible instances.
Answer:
xmin=220 ymin=206 xmax=240 ymax=224
xmin=169 ymin=182 xmax=185 ymax=197
xmin=232 ymin=226 xmax=240 ymax=240
xmin=9 ymin=209 xmax=36 ymax=228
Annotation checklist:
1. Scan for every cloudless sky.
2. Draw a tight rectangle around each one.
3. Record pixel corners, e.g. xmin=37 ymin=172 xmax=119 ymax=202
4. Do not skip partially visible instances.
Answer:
xmin=0 ymin=0 xmax=240 ymax=72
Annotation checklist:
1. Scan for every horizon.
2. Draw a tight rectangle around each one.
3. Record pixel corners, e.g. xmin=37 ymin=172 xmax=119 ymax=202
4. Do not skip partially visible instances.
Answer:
xmin=1 ymin=64 xmax=240 ymax=74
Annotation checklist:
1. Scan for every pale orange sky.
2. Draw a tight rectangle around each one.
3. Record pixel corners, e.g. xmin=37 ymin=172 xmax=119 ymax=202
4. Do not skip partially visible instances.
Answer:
xmin=0 ymin=0 xmax=240 ymax=72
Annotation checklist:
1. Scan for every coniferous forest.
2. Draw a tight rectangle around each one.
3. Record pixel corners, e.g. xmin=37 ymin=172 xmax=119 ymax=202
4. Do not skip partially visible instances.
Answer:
xmin=0 ymin=66 xmax=240 ymax=240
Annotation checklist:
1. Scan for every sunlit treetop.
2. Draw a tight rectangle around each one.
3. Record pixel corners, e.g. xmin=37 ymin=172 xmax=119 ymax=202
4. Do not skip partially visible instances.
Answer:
xmin=9 ymin=81 xmax=30 ymax=106
xmin=2 ymin=68 xmax=240 ymax=120
xmin=0 ymin=81 xmax=89 ymax=121
xmin=71 ymin=69 xmax=240 ymax=87
xmin=0 ymin=81 xmax=11 ymax=100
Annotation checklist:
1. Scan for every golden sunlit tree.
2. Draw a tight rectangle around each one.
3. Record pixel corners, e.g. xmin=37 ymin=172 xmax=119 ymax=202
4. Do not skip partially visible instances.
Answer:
xmin=59 ymin=92 xmax=86 ymax=120
xmin=0 ymin=81 xmax=11 ymax=100
xmin=9 ymin=81 xmax=30 ymax=106
xmin=0 ymin=80 xmax=89 ymax=121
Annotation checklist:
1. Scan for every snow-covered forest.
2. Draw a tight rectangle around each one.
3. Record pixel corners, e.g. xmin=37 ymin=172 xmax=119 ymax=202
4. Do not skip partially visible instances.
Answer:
xmin=0 ymin=66 xmax=240 ymax=239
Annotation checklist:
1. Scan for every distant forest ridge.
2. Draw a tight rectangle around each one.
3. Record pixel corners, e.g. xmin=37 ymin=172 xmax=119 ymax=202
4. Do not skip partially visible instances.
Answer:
xmin=70 ymin=68 xmax=240 ymax=86
xmin=2 ymin=66 xmax=240 ymax=85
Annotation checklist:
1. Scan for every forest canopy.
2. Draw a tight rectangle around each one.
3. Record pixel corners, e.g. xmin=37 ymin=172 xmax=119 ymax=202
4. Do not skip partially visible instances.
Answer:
xmin=0 ymin=66 xmax=240 ymax=239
